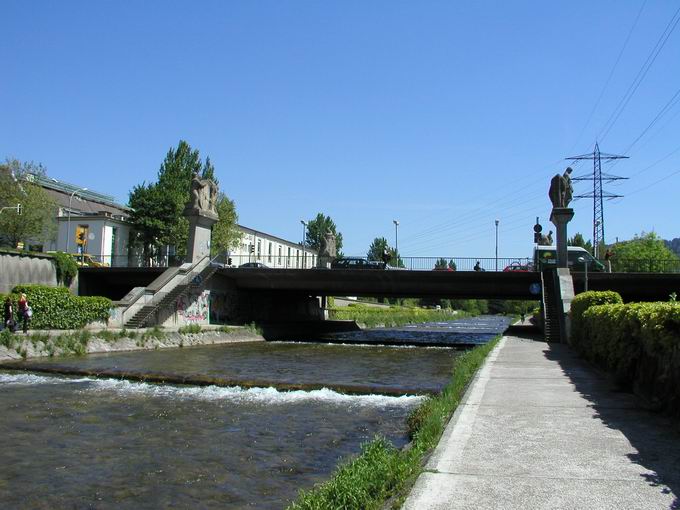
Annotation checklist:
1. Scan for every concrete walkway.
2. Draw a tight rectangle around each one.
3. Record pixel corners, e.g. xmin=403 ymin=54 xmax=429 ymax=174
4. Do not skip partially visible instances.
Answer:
xmin=403 ymin=330 xmax=680 ymax=510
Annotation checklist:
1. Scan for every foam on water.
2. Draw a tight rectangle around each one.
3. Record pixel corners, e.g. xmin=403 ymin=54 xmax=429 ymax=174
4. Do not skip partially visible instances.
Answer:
xmin=0 ymin=372 xmax=91 ymax=386
xmin=0 ymin=372 xmax=422 ymax=407
xmin=83 ymin=378 xmax=424 ymax=407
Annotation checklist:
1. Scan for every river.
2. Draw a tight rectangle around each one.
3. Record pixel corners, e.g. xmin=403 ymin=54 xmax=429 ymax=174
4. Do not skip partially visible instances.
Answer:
xmin=0 ymin=315 xmax=510 ymax=509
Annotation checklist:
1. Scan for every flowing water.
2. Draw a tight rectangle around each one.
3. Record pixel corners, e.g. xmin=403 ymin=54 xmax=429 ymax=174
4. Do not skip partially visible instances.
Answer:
xmin=0 ymin=316 xmax=510 ymax=509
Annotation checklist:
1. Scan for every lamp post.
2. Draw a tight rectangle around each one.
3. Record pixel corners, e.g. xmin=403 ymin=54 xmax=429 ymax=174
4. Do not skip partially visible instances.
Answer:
xmin=301 ymin=220 xmax=307 ymax=269
xmin=66 ymin=187 xmax=88 ymax=255
xmin=393 ymin=220 xmax=399 ymax=265
xmin=495 ymin=219 xmax=500 ymax=272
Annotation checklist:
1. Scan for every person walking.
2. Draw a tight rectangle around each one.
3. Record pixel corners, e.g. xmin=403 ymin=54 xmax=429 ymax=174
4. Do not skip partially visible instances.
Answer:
xmin=17 ymin=293 xmax=30 ymax=334
xmin=3 ymin=297 xmax=15 ymax=333
xmin=604 ymin=249 xmax=613 ymax=273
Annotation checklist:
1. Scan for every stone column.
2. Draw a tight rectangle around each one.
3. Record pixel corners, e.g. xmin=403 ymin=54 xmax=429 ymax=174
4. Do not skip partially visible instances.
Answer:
xmin=185 ymin=210 xmax=218 ymax=264
xmin=550 ymin=207 xmax=574 ymax=268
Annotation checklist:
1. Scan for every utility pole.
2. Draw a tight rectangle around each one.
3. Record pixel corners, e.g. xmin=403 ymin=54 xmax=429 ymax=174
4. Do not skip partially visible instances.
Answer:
xmin=566 ymin=143 xmax=628 ymax=258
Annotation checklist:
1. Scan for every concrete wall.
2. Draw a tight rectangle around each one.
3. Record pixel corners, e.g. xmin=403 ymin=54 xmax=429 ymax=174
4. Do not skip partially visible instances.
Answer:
xmin=0 ymin=252 xmax=58 ymax=294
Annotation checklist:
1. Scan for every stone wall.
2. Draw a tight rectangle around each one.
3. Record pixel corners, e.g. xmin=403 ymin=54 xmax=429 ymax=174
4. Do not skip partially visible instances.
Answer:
xmin=0 ymin=252 xmax=59 ymax=294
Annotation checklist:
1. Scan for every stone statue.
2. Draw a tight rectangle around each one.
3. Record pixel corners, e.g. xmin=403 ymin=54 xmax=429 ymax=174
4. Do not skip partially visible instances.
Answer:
xmin=317 ymin=232 xmax=337 ymax=268
xmin=188 ymin=172 xmax=217 ymax=215
xmin=548 ymin=167 xmax=574 ymax=209
xmin=538 ymin=230 xmax=554 ymax=246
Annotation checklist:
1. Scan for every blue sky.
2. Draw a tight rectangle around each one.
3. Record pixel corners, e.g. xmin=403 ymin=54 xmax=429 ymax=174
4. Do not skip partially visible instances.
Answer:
xmin=3 ymin=1 xmax=679 ymax=258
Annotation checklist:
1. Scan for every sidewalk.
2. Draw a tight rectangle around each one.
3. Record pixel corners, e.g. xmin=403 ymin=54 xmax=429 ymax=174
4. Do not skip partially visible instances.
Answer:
xmin=403 ymin=330 xmax=680 ymax=509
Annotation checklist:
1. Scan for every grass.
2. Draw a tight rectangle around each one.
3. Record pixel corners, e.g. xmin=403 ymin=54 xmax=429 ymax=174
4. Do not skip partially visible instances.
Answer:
xmin=52 ymin=330 xmax=92 ymax=356
xmin=329 ymin=304 xmax=463 ymax=328
xmin=95 ymin=329 xmax=135 ymax=342
xmin=178 ymin=324 xmax=202 ymax=334
xmin=244 ymin=322 xmax=263 ymax=336
xmin=287 ymin=334 xmax=501 ymax=510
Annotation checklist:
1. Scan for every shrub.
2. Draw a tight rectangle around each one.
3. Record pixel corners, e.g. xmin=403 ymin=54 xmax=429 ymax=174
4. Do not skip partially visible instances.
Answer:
xmin=570 ymin=291 xmax=623 ymax=349
xmin=51 ymin=251 xmax=78 ymax=285
xmin=4 ymin=284 xmax=111 ymax=330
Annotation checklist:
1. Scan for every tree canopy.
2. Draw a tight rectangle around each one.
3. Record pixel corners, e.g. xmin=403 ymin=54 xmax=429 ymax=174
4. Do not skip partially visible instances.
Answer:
xmin=0 ymin=159 xmax=57 ymax=249
xmin=568 ymin=233 xmax=593 ymax=254
xmin=609 ymin=232 xmax=680 ymax=272
xmin=367 ymin=237 xmax=403 ymax=267
xmin=305 ymin=213 xmax=343 ymax=254
xmin=128 ymin=140 xmax=239 ymax=263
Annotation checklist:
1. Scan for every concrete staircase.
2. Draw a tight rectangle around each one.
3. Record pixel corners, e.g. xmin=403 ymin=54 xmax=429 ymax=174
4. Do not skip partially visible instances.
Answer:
xmin=124 ymin=260 xmax=219 ymax=329
xmin=541 ymin=269 xmax=561 ymax=343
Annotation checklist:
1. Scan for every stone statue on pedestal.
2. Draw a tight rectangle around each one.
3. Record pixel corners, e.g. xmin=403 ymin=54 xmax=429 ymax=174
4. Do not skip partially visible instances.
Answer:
xmin=317 ymin=232 xmax=337 ymax=268
xmin=188 ymin=172 xmax=218 ymax=215
xmin=548 ymin=167 xmax=574 ymax=209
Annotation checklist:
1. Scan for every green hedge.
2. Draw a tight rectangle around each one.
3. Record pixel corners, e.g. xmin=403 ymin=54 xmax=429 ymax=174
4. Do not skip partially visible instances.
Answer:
xmin=3 ymin=284 xmax=111 ymax=329
xmin=570 ymin=291 xmax=680 ymax=414
xmin=570 ymin=291 xmax=623 ymax=351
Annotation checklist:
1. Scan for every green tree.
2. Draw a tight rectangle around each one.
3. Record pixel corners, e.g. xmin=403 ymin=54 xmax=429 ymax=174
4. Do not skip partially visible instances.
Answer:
xmin=0 ymin=159 xmax=57 ymax=249
xmin=367 ymin=237 xmax=403 ymax=267
xmin=305 ymin=213 xmax=343 ymax=253
xmin=609 ymin=232 xmax=680 ymax=272
xmin=211 ymin=193 xmax=242 ymax=256
xmin=128 ymin=140 xmax=231 ymax=262
xmin=568 ymin=233 xmax=593 ymax=254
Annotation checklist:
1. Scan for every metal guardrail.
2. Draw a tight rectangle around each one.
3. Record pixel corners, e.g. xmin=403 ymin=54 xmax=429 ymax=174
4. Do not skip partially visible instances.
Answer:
xmin=74 ymin=252 xmax=680 ymax=274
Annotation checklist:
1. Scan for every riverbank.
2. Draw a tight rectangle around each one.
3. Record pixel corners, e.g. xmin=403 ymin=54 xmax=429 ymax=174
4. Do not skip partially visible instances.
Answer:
xmin=0 ymin=325 xmax=264 ymax=362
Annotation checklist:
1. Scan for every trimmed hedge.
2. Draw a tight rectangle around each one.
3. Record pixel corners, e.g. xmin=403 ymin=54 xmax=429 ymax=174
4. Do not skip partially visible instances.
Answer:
xmin=3 ymin=284 xmax=111 ymax=329
xmin=570 ymin=291 xmax=680 ymax=415
xmin=570 ymin=291 xmax=623 ymax=351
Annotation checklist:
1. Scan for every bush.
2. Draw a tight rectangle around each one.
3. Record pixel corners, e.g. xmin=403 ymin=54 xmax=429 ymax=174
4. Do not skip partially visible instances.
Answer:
xmin=570 ymin=291 xmax=623 ymax=349
xmin=178 ymin=324 xmax=201 ymax=334
xmin=4 ymin=284 xmax=111 ymax=330
xmin=571 ymin=295 xmax=680 ymax=415
xmin=51 ymin=251 xmax=78 ymax=285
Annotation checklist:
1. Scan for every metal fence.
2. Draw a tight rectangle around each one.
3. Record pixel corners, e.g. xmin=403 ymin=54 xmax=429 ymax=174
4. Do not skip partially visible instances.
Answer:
xmin=75 ymin=253 xmax=680 ymax=273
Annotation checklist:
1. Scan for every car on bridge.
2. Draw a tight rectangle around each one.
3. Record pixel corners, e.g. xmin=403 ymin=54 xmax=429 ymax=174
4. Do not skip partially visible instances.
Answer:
xmin=239 ymin=262 xmax=270 ymax=269
xmin=503 ymin=261 xmax=533 ymax=272
xmin=534 ymin=246 xmax=605 ymax=272
xmin=331 ymin=258 xmax=386 ymax=270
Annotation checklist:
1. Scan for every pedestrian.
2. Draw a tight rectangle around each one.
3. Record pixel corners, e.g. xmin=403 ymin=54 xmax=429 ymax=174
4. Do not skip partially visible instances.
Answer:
xmin=3 ymin=297 xmax=15 ymax=333
xmin=474 ymin=260 xmax=482 ymax=272
xmin=17 ymin=293 xmax=31 ymax=334
xmin=604 ymin=249 xmax=613 ymax=273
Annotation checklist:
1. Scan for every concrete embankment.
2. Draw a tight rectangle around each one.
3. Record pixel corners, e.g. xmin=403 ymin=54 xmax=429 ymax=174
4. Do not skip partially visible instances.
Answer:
xmin=0 ymin=327 xmax=264 ymax=362
xmin=403 ymin=329 xmax=680 ymax=509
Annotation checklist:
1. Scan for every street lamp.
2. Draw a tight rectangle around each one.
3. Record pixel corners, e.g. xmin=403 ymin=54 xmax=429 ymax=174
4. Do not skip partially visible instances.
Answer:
xmin=495 ymin=219 xmax=500 ymax=272
xmin=301 ymin=220 xmax=307 ymax=269
xmin=66 ymin=187 xmax=87 ymax=254
xmin=393 ymin=220 xmax=399 ymax=264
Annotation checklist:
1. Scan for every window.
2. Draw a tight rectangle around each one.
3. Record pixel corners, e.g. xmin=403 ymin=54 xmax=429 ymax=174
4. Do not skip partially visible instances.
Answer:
xmin=287 ymin=247 xmax=291 ymax=268
xmin=268 ymin=242 xmax=272 ymax=263
xmin=257 ymin=239 xmax=261 ymax=258
xmin=278 ymin=246 xmax=282 ymax=266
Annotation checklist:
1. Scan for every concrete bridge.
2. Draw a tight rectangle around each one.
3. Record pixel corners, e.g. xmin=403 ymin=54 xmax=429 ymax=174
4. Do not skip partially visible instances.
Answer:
xmin=80 ymin=266 xmax=680 ymax=324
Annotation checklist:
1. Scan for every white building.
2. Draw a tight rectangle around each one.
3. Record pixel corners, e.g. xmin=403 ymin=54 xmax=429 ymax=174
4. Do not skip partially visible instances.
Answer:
xmin=30 ymin=174 xmax=134 ymax=267
xmin=229 ymin=225 xmax=317 ymax=268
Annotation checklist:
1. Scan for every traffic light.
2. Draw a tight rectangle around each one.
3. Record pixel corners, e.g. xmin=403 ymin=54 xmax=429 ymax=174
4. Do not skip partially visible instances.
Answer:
xmin=75 ymin=227 xmax=87 ymax=246
xmin=227 ymin=257 xmax=233 ymax=266
xmin=249 ymin=245 xmax=255 ymax=254
xmin=533 ymin=219 xmax=542 ymax=244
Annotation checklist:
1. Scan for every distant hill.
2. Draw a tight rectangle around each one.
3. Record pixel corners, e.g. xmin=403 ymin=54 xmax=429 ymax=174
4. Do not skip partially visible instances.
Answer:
xmin=664 ymin=238 xmax=680 ymax=257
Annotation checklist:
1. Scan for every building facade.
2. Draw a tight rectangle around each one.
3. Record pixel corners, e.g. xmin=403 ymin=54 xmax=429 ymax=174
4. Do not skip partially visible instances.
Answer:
xmin=228 ymin=225 xmax=317 ymax=268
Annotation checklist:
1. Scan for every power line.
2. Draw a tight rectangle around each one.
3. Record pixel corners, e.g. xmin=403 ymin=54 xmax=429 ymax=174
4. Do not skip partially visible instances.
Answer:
xmin=597 ymin=5 xmax=680 ymax=143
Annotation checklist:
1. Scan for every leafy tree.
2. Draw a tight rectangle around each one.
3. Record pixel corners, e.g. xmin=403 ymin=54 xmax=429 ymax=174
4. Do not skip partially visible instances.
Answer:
xmin=367 ymin=237 xmax=403 ymax=267
xmin=609 ymin=232 xmax=680 ymax=272
xmin=305 ymin=213 xmax=343 ymax=254
xmin=128 ymin=140 xmax=234 ymax=262
xmin=433 ymin=258 xmax=457 ymax=271
xmin=568 ymin=233 xmax=593 ymax=254
xmin=0 ymin=159 xmax=57 ymax=249
xmin=211 ymin=193 xmax=242 ymax=255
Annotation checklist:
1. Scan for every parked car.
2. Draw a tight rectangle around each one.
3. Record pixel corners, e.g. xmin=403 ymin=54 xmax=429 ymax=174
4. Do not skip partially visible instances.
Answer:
xmin=239 ymin=262 xmax=270 ymax=269
xmin=503 ymin=262 xmax=533 ymax=272
xmin=331 ymin=258 xmax=386 ymax=270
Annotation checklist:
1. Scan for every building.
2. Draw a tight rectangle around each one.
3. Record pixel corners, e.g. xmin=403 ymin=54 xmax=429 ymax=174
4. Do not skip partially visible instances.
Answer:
xmin=229 ymin=225 xmax=316 ymax=268
xmin=28 ymin=174 xmax=317 ymax=268
xmin=26 ymin=174 xmax=134 ymax=266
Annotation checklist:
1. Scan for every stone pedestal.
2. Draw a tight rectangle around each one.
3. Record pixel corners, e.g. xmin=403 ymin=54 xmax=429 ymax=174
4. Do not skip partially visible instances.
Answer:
xmin=550 ymin=207 xmax=574 ymax=268
xmin=185 ymin=210 xmax=218 ymax=264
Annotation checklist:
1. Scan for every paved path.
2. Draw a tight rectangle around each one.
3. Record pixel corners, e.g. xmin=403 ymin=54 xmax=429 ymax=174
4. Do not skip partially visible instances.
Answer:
xmin=403 ymin=331 xmax=680 ymax=509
